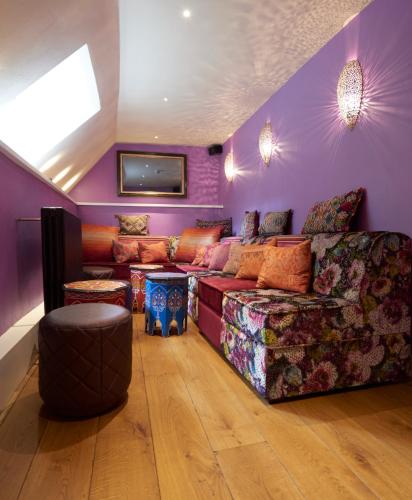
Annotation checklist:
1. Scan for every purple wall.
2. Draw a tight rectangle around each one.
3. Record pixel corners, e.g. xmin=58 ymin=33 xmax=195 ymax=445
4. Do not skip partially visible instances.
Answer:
xmin=0 ymin=151 xmax=77 ymax=336
xmin=221 ymin=0 xmax=412 ymax=238
xmin=70 ymin=143 xmax=223 ymax=235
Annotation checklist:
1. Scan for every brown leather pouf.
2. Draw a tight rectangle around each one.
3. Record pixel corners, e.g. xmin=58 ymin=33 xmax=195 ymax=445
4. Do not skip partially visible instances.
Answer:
xmin=38 ymin=303 xmax=132 ymax=418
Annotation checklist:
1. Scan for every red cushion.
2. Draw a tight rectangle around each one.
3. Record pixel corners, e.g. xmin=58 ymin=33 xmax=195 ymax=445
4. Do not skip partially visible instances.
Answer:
xmin=198 ymin=276 xmax=257 ymax=315
xmin=198 ymin=301 xmax=223 ymax=350
xmin=176 ymin=264 xmax=207 ymax=272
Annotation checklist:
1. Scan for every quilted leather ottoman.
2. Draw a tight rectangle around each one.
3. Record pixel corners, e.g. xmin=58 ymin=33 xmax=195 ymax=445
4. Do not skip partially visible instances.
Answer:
xmin=38 ymin=303 xmax=132 ymax=418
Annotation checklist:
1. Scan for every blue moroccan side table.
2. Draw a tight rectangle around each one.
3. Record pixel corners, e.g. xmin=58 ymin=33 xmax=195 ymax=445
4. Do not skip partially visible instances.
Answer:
xmin=145 ymin=273 xmax=189 ymax=337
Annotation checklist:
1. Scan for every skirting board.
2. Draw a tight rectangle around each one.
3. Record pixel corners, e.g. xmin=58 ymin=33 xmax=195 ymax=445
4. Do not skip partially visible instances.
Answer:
xmin=0 ymin=303 xmax=43 ymax=411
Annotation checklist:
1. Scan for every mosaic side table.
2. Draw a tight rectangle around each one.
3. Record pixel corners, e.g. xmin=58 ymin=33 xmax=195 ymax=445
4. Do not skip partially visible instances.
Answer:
xmin=63 ymin=280 xmax=132 ymax=311
xmin=145 ymin=273 xmax=188 ymax=337
xmin=129 ymin=264 xmax=164 ymax=313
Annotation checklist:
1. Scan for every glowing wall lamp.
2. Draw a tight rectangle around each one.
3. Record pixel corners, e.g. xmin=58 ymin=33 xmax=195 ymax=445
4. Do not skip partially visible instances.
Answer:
xmin=259 ymin=120 xmax=273 ymax=166
xmin=337 ymin=60 xmax=363 ymax=129
xmin=224 ymin=151 xmax=235 ymax=182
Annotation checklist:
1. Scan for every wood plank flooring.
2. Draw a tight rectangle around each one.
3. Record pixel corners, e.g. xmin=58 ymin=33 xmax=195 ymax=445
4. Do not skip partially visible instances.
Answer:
xmin=1 ymin=314 xmax=411 ymax=499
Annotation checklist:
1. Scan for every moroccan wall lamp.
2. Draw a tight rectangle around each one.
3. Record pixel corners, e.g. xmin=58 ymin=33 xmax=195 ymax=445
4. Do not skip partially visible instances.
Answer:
xmin=337 ymin=59 xmax=363 ymax=129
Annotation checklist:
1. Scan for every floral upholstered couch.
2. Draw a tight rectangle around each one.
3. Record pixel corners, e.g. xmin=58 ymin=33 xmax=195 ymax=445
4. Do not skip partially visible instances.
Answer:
xmin=221 ymin=232 xmax=411 ymax=401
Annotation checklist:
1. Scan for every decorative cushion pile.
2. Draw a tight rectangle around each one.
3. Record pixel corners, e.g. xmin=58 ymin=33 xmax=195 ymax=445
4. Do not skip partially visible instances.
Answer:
xmin=301 ymin=188 xmax=364 ymax=234
xmin=257 ymin=240 xmax=312 ymax=293
xmin=208 ymin=243 xmax=231 ymax=270
xmin=239 ymin=211 xmax=259 ymax=240
xmin=258 ymin=210 xmax=290 ymax=236
xmin=174 ymin=226 xmax=223 ymax=262
xmin=196 ymin=217 xmax=233 ymax=238
xmin=139 ymin=241 xmax=169 ymax=264
xmin=116 ymin=214 xmax=150 ymax=235
xmin=112 ymin=239 xmax=139 ymax=264
xmin=191 ymin=246 xmax=207 ymax=266
xmin=82 ymin=224 xmax=119 ymax=262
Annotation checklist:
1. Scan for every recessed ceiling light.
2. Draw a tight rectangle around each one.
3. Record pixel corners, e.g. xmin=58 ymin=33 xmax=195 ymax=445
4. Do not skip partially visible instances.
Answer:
xmin=154 ymin=135 xmax=159 ymax=139
xmin=163 ymin=97 xmax=168 ymax=102
xmin=182 ymin=9 xmax=191 ymax=18
xmin=227 ymin=133 xmax=233 ymax=138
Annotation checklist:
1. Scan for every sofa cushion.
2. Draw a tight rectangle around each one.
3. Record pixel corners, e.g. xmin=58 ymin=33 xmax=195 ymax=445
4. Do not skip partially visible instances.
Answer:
xmin=239 ymin=211 xmax=259 ymax=240
xmin=199 ymin=276 xmax=257 ymax=315
xmin=113 ymin=239 xmax=139 ymax=263
xmin=208 ymin=243 xmax=231 ymax=270
xmin=301 ymin=188 xmax=364 ymax=234
xmin=258 ymin=210 xmax=290 ymax=236
xmin=223 ymin=288 xmax=362 ymax=347
xmin=199 ymin=243 xmax=220 ymax=267
xmin=196 ymin=217 xmax=233 ymax=238
xmin=235 ymin=242 xmax=277 ymax=280
xmin=139 ymin=241 xmax=169 ymax=264
xmin=174 ymin=226 xmax=223 ymax=262
xmin=116 ymin=214 xmax=149 ymax=235
xmin=82 ymin=224 xmax=119 ymax=262
xmin=256 ymin=240 xmax=312 ymax=293
xmin=222 ymin=242 xmax=243 ymax=274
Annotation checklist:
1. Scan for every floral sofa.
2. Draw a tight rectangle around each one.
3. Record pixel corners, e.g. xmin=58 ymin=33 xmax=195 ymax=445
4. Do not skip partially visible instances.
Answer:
xmin=219 ymin=232 xmax=411 ymax=401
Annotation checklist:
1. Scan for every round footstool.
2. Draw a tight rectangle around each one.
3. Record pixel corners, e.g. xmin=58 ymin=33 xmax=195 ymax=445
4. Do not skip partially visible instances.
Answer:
xmin=83 ymin=266 xmax=114 ymax=279
xmin=38 ymin=303 xmax=132 ymax=418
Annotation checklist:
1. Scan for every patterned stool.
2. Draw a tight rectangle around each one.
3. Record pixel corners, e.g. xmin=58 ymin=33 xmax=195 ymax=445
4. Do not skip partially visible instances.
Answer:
xmin=129 ymin=264 xmax=164 ymax=313
xmin=83 ymin=266 xmax=114 ymax=280
xmin=145 ymin=273 xmax=188 ymax=337
xmin=63 ymin=280 xmax=132 ymax=311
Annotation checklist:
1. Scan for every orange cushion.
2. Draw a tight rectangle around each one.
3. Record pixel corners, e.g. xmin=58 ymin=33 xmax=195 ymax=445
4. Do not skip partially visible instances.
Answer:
xmin=174 ymin=227 xmax=223 ymax=262
xmin=192 ymin=246 xmax=207 ymax=266
xmin=139 ymin=241 xmax=169 ymax=264
xmin=82 ymin=224 xmax=119 ymax=262
xmin=113 ymin=239 xmax=139 ymax=263
xmin=235 ymin=240 xmax=277 ymax=280
xmin=257 ymin=240 xmax=312 ymax=293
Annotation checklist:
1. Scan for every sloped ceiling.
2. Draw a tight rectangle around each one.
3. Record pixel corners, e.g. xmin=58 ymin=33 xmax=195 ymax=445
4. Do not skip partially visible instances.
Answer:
xmin=117 ymin=0 xmax=371 ymax=147
xmin=0 ymin=0 xmax=119 ymax=191
xmin=0 ymin=0 xmax=371 ymax=192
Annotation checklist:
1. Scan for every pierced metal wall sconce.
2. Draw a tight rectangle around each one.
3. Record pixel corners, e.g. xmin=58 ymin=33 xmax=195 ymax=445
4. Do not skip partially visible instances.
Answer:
xmin=259 ymin=120 xmax=273 ymax=166
xmin=224 ymin=151 xmax=235 ymax=182
xmin=337 ymin=59 xmax=363 ymax=129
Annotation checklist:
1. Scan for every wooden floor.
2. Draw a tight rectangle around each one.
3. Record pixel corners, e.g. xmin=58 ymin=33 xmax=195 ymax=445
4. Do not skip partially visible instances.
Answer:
xmin=1 ymin=315 xmax=412 ymax=500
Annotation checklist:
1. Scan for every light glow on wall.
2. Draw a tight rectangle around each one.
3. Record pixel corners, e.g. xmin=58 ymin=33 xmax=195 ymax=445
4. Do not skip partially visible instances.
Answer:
xmin=337 ymin=60 xmax=363 ymax=129
xmin=0 ymin=44 xmax=100 ymax=166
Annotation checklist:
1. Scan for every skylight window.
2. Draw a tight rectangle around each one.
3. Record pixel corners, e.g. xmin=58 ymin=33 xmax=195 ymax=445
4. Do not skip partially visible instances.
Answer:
xmin=0 ymin=44 xmax=100 ymax=166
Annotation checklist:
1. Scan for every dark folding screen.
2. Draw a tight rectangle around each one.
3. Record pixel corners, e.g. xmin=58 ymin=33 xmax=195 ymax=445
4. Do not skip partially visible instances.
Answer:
xmin=41 ymin=207 xmax=82 ymax=313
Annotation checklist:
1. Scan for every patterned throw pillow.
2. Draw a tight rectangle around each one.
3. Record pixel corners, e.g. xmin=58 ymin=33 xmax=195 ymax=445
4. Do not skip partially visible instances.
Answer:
xmin=196 ymin=218 xmax=232 ymax=238
xmin=258 ymin=210 xmax=290 ymax=236
xmin=192 ymin=246 xmax=207 ymax=266
xmin=174 ymin=227 xmax=223 ymax=262
xmin=235 ymin=241 xmax=277 ymax=280
xmin=239 ymin=211 xmax=259 ymax=240
xmin=301 ymin=188 xmax=364 ymax=234
xmin=222 ymin=243 xmax=244 ymax=274
xmin=112 ymin=239 xmax=139 ymax=264
xmin=116 ymin=214 xmax=149 ymax=235
xmin=208 ymin=243 xmax=231 ymax=270
xmin=139 ymin=241 xmax=169 ymax=264
xmin=199 ymin=243 xmax=220 ymax=267
xmin=257 ymin=240 xmax=312 ymax=293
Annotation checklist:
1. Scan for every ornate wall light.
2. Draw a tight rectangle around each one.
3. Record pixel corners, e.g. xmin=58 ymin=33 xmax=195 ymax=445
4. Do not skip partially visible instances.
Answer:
xmin=337 ymin=60 xmax=363 ymax=129
xmin=259 ymin=120 xmax=273 ymax=166
xmin=224 ymin=151 xmax=235 ymax=182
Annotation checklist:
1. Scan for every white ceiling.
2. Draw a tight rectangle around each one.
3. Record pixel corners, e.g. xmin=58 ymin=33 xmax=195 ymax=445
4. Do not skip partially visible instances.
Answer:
xmin=0 ymin=0 xmax=371 ymax=191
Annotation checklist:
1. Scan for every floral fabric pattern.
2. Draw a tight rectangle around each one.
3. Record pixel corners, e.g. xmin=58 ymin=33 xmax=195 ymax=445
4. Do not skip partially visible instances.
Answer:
xmin=301 ymin=188 xmax=364 ymax=234
xmin=221 ymin=230 xmax=411 ymax=401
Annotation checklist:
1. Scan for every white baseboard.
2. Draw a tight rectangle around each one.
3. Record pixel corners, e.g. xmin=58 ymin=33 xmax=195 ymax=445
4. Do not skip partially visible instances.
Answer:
xmin=0 ymin=303 xmax=44 ymax=411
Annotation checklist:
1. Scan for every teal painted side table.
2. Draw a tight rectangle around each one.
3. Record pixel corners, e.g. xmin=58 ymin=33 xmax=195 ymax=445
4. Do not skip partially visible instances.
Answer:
xmin=145 ymin=273 xmax=188 ymax=337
